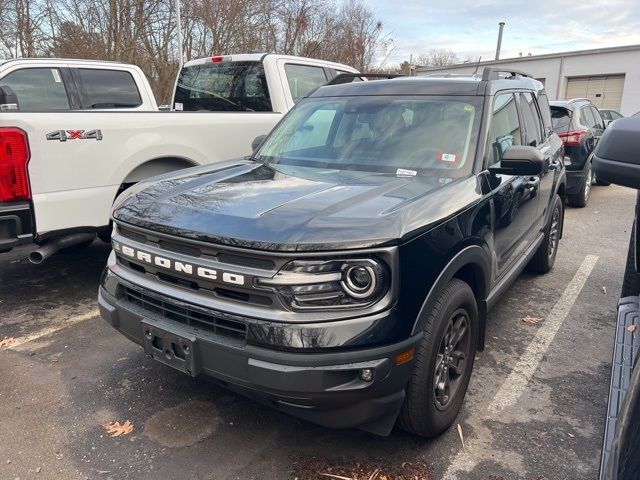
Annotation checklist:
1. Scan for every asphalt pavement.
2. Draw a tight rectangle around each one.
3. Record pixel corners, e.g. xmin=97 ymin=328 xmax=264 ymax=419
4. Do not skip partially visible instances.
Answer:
xmin=0 ymin=184 xmax=635 ymax=480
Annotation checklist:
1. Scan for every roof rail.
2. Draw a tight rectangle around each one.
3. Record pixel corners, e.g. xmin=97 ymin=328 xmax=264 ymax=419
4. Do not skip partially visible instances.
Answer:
xmin=481 ymin=66 xmax=532 ymax=81
xmin=326 ymin=73 xmax=405 ymax=86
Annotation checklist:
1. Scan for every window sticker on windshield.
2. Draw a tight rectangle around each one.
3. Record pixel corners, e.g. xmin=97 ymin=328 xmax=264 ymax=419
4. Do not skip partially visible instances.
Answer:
xmin=464 ymin=104 xmax=474 ymax=112
xmin=174 ymin=102 xmax=183 ymax=111
xmin=439 ymin=153 xmax=458 ymax=163
xmin=51 ymin=69 xmax=61 ymax=83
xmin=396 ymin=168 xmax=417 ymax=177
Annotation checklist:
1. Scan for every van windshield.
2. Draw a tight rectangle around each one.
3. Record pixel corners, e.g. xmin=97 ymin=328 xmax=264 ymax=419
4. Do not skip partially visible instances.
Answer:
xmin=174 ymin=61 xmax=272 ymax=112
xmin=256 ymin=95 xmax=482 ymax=177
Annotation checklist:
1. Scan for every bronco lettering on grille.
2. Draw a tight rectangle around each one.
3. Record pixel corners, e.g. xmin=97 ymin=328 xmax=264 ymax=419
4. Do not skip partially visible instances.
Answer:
xmin=113 ymin=241 xmax=245 ymax=286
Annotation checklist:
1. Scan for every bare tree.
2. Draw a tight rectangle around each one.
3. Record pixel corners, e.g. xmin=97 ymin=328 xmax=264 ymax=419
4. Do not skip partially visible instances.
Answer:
xmin=416 ymin=48 xmax=459 ymax=68
xmin=0 ymin=0 xmax=391 ymax=103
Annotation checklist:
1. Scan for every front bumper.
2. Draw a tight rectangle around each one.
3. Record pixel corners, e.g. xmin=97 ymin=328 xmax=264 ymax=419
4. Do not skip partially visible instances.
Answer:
xmin=98 ymin=273 xmax=420 ymax=436
xmin=0 ymin=201 xmax=34 ymax=253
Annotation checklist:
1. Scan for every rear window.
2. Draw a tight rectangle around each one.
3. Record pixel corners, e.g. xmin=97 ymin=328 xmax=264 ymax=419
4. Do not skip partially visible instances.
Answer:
xmin=550 ymin=107 xmax=572 ymax=133
xmin=174 ymin=61 xmax=272 ymax=112
xmin=77 ymin=69 xmax=142 ymax=109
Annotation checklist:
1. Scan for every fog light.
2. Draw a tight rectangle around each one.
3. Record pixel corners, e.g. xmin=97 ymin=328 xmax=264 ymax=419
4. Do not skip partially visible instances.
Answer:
xmin=359 ymin=368 xmax=374 ymax=382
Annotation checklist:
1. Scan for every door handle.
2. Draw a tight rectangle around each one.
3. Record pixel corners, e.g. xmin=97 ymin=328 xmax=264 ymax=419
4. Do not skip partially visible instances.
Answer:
xmin=524 ymin=177 xmax=540 ymax=189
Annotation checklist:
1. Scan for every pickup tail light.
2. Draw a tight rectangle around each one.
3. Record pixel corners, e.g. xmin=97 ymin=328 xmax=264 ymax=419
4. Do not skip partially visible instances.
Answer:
xmin=0 ymin=127 xmax=31 ymax=202
xmin=557 ymin=130 xmax=587 ymax=146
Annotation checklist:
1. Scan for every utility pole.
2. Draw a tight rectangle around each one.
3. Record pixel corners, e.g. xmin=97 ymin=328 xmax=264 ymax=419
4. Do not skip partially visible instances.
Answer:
xmin=495 ymin=21 xmax=506 ymax=60
xmin=175 ymin=0 xmax=184 ymax=66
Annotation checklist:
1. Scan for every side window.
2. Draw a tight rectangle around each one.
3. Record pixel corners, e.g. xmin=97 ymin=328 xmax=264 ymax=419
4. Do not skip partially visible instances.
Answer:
xmin=489 ymin=93 xmax=522 ymax=165
xmin=284 ymin=64 xmax=328 ymax=102
xmin=579 ymin=106 xmax=596 ymax=128
xmin=77 ymin=69 xmax=142 ymax=109
xmin=591 ymin=107 xmax=604 ymax=129
xmin=537 ymin=93 xmax=553 ymax=136
xmin=0 ymin=68 xmax=70 ymax=111
xmin=520 ymin=93 xmax=543 ymax=146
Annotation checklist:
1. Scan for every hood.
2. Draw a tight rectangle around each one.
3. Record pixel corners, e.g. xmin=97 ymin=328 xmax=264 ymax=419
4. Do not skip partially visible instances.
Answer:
xmin=113 ymin=160 xmax=480 ymax=251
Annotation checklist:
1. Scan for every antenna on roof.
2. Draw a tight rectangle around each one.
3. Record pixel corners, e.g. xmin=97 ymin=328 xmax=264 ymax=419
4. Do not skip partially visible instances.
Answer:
xmin=473 ymin=56 xmax=482 ymax=75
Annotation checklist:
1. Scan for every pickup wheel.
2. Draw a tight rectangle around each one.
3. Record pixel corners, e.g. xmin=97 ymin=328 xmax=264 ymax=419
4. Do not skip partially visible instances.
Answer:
xmin=399 ymin=278 xmax=477 ymax=437
xmin=528 ymin=194 xmax=563 ymax=274
xmin=567 ymin=162 xmax=591 ymax=207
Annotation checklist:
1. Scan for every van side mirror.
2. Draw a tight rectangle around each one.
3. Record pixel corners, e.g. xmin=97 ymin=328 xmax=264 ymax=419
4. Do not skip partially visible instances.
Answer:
xmin=251 ymin=134 xmax=267 ymax=152
xmin=0 ymin=85 xmax=19 ymax=110
xmin=488 ymin=146 xmax=545 ymax=176
xmin=593 ymin=117 xmax=640 ymax=189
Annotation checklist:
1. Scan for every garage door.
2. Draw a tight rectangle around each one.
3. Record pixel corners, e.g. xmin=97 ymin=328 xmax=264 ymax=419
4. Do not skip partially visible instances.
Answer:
xmin=565 ymin=75 xmax=625 ymax=110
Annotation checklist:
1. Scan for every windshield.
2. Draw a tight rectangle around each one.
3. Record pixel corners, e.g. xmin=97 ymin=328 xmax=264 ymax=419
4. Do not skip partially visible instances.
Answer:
xmin=550 ymin=106 xmax=572 ymax=132
xmin=256 ymin=95 xmax=482 ymax=177
xmin=174 ymin=61 xmax=272 ymax=112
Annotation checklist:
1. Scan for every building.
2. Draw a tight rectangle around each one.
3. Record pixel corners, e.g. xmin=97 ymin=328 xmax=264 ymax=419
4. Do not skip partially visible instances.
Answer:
xmin=416 ymin=44 xmax=640 ymax=115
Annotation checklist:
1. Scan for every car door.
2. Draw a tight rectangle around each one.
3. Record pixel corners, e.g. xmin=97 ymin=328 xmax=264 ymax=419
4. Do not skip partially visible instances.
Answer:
xmin=591 ymin=106 xmax=606 ymax=142
xmin=486 ymin=92 xmax=543 ymax=277
xmin=520 ymin=92 xmax=559 ymax=219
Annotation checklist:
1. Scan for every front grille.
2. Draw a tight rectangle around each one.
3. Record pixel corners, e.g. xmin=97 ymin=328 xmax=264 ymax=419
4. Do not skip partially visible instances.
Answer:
xmin=123 ymin=286 xmax=247 ymax=344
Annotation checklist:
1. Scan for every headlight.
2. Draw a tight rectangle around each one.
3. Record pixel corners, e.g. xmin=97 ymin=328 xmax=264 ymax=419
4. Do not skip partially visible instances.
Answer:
xmin=258 ymin=258 xmax=388 ymax=310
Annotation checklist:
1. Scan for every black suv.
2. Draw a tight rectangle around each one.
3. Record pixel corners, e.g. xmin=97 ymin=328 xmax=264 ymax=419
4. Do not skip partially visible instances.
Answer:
xmin=98 ymin=68 xmax=566 ymax=437
xmin=593 ymin=118 xmax=640 ymax=479
xmin=550 ymin=98 xmax=608 ymax=207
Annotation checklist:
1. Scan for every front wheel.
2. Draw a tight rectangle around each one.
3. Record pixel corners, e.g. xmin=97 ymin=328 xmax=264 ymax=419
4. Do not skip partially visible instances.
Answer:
xmin=398 ymin=279 xmax=478 ymax=437
xmin=528 ymin=194 xmax=563 ymax=273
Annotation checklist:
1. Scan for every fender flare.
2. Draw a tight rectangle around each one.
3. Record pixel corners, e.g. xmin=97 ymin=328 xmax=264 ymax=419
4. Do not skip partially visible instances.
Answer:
xmin=121 ymin=156 xmax=199 ymax=185
xmin=411 ymin=245 xmax=491 ymax=340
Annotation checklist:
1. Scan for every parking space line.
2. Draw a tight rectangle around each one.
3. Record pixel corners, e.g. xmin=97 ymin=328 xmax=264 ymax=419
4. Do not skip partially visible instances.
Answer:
xmin=443 ymin=254 xmax=599 ymax=479
xmin=488 ymin=254 xmax=599 ymax=413
xmin=7 ymin=309 xmax=100 ymax=350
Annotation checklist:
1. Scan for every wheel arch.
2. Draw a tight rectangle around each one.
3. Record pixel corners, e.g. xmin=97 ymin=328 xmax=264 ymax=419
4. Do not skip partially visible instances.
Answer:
xmin=411 ymin=245 xmax=491 ymax=349
xmin=121 ymin=156 xmax=199 ymax=184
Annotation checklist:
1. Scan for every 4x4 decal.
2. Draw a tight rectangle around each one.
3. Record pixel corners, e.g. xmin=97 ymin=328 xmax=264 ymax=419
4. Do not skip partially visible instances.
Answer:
xmin=46 ymin=129 xmax=103 ymax=142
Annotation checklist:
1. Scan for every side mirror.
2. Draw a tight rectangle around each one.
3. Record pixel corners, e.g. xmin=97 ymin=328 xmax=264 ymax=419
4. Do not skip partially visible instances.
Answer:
xmin=251 ymin=134 xmax=267 ymax=152
xmin=489 ymin=146 xmax=545 ymax=176
xmin=0 ymin=85 xmax=19 ymax=110
xmin=593 ymin=117 xmax=640 ymax=189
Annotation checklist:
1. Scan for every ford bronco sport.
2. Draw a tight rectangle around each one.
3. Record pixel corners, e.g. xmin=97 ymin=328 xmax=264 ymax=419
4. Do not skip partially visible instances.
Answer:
xmin=98 ymin=68 xmax=566 ymax=437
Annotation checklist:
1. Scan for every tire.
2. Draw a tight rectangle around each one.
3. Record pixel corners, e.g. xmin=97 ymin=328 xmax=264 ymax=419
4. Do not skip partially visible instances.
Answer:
xmin=567 ymin=162 xmax=592 ymax=207
xmin=528 ymin=194 xmax=563 ymax=274
xmin=61 ymin=237 xmax=95 ymax=252
xmin=399 ymin=278 xmax=478 ymax=437
xmin=622 ymin=221 xmax=640 ymax=297
xmin=593 ymin=171 xmax=611 ymax=186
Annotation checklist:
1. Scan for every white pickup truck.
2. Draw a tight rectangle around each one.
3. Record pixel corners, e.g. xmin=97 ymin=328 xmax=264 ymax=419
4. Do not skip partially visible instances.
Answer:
xmin=0 ymin=54 xmax=357 ymax=261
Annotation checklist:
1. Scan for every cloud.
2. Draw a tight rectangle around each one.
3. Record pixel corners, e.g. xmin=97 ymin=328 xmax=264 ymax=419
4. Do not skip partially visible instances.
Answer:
xmin=366 ymin=0 xmax=640 ymax=65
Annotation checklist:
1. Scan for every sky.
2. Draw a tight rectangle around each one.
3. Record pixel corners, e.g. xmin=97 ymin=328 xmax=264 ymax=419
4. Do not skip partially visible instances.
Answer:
xmin=365 ymin=0 xmax=640 ymax=67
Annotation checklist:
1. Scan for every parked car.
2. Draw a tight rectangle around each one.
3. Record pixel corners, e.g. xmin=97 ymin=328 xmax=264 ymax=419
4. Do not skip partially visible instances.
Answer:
xmin=0 ymin=55 xmax=357 ymax=261
xmin=98 ymin=67 xmax=565 ymax=437
xmin=600 ymin=109 xmax=624 ymax=125
xmin=550 ymin=98 xmax=608 ymax=207
xmin=592 ymin=117 xmax=640 ymax=480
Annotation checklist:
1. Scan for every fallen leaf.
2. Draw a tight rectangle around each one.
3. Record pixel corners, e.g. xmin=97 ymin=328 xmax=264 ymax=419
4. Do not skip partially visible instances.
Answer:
xmin=95 ymin=470 xmax=111 ymax=475
xmin=368 ymin=468 xmax=379 ymax=480
xmin=101 ymin=420 xmax=133 ymax=437
xmin=0 ymin=337 xmax=16 ymax=348
xmin=457 ymin=423 xmax=466 ymax=451
xmin=628 ymin=325 xmax=637 ymax=333
xmin=567 ymin=432 xmax=575 ymax=438
xmin=522 ymin=315 xmax=543 ymax=325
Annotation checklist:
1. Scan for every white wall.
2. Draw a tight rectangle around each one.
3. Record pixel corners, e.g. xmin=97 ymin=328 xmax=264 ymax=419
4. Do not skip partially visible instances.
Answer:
xmin=416 ymin=48 xmax=640 ymax=116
